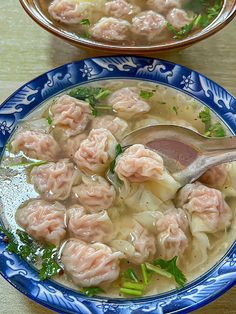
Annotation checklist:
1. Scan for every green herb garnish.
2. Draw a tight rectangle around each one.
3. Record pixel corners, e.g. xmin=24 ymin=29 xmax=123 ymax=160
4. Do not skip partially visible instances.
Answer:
xmin=205 ymin=121 xmax=226 ymax=137
xmin=120 ymin=288 xmax=143 ymax=296
xmin=141 ymin=263 xmax=150 ymax=285
xmin=47 ymin=116 xmax=53 ymax=125
xmin=123 ymin=282 xmax=144 ymax=290
xmin=0 ymin=227 xmax=62 ymax=280
xmin=145 ymin=263 xmax=172 ymax=279
xmin=172 ymin=106 xmax=178 ymax=115
xmin=207 ymin=0 xmax=222 ymax=20
xmin=0 ymin=227 xmax=38 ymax=262
xmin=167 ymin=21 xmax=195 ymax=39
xmin=80 ymin=287 xmax=104 ymax=297
xmin=199 ymin=107 xmax=226 ymax=137
xmin=69 ymin=87 xmax=110 ymax=106
xmin=123 ymin=268 xmax=139 ymax=283
xmin=199 ymin=106 xmax=211 ymax=131
xmin=168 ymin=0 xmax=223 ymax=39
xmin=39 ymin=244 xmax=62 ymax=280
xmin=140 ymin=90 xmax=154 ymax=100
xmin=69 ymin=87 xmax=111 ymax=117
xmin=110 ymin=144 xmax=123 ymax=174
xmin=153 ymin=256 xmax=187 ymax=287
xmin=80 ymin=19 xmax=91 ymax=26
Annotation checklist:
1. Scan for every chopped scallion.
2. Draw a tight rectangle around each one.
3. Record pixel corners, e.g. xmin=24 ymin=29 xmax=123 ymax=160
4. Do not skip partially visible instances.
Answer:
xmin=141 ymin=263 xmax=149 ymax=285
xmin=140 ymin=90 xmax=154 ymax=100
xmin=123 ymin=282 xmax=144 ymax=291
xmin=120 ymin=288 xmax=143 ymax=296
xmin=47 ymin=116 xmax=53 ymax=125
xmin=123 ymin=268 xmax=139 ymax=283
xmin=145 ymin=263 xmax=172 ymax=279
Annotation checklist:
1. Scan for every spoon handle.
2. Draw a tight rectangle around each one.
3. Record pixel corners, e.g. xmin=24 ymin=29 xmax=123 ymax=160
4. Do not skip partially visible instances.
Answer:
xmin=174 ymin=138 xmax=236 ymax=185
xmin=203 ymin=136 xmax=236 ymax=152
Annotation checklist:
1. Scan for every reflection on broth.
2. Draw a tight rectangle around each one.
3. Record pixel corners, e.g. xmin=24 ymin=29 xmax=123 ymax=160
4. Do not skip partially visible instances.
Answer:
xmin=39 ymin=0 xmax=223 ymax=46
xmin=0 ymin=80 xmax=235 ymax=298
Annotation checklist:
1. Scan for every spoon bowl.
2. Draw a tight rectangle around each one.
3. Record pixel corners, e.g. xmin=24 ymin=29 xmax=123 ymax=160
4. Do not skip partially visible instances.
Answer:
xmin=121 ymin=125 xmax=236 ymax=186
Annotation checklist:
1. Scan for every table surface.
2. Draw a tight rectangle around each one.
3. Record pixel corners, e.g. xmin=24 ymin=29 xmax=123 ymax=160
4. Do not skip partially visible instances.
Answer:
xmin=0 ymin=1 xmax=236 ymax=313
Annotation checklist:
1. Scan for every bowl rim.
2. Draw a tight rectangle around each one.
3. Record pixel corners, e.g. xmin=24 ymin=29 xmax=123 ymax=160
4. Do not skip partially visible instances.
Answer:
xmin=19 ymin=0 xmax=236 ymax=52
xmin=0 ymin=56 xmax=236 ymax=314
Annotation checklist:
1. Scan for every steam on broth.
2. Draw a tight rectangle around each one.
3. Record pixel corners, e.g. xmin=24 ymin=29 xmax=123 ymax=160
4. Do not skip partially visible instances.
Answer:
xmin=0 ymin=79 xmax=235 ymax=298
xmin=40 ymin=0 xmax=223 ymax=46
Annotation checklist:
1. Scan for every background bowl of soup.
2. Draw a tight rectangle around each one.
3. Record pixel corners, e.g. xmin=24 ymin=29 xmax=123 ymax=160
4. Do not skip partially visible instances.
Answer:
xmin=0 ymin=56 xmax=236 ymax=313
xmin=19 ymin=0 xmax=236 ymax=53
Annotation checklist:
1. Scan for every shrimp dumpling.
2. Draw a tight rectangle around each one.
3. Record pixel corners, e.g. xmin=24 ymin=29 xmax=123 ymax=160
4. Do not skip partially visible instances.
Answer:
xmin=30 ymin=159 xmax=81 ymax=201
xmin=155 ymin=208 xmax=189 ymax=260
xmin=108 ymin=87 xmax=150 ymax=119
xmin=177 ymin=182 xmax=233 ymax=233
xmin=50 ymin=95 xmax=91 ymax=137
xmin=147 ymin=0 xmax=181 ymax=14
xmin=91 ymin=115 xmax=128 ymax=140
xmin=11 ymin=130 xmax=60 ymax=161
xmin=115 ymin=144 xmax=180 ymax=201
xmin=61 ymin=239 xmax=121 ymax=287
xmin=16 ymin=200 xmax=66 ymax=246
xmin=166 ymin=8 xmax=194 ymax=30
xmin=48 ymin=0 xmax=95 ymax=24
xmin=131 ymin=11 xmax=167 ymax=42
xmin=72 ymin=175 xmax=116 ymax=213
xmin=199 ymin=164 xmax=228 ymax=189
xmin=59 ymin=133 xmax=88 ymax=159
xmin=91 ymin=17 xmax=131 ymax=42
xmin=74 ymin=128 xmax=118 ymax=174
xmin=67 ymin=206 xmax=114 ymax=243
xmin=105 ymin=0 xmax=141 ymax=19
xmin=111 ymin=220 xmax=156 ymax=264
xmin=115 ymin=144 xmax=164 ymax=183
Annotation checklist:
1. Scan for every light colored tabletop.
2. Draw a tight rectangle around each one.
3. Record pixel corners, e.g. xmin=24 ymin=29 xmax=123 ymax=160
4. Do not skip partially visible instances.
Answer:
xmin=0 ymin=1 xmax=236 ymax=313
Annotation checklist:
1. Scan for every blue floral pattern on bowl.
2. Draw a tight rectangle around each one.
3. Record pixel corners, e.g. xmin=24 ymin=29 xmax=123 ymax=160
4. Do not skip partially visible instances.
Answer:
xmin=0 ymin=56 xmax=235 ymax=314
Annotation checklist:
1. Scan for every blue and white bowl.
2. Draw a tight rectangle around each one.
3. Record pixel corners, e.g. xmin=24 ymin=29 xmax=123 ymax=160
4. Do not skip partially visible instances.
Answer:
xmin=0 ymin=56 xmax=236 ymax=314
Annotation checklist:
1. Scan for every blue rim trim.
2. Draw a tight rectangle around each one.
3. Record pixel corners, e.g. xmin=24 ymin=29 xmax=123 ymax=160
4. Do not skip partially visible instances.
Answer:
xmin=0 ymin=56 xmax=236 ymax=314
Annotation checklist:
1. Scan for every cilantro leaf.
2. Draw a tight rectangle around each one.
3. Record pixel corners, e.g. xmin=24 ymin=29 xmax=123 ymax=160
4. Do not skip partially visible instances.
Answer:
xmin=122 ymin=268 xmax=139 ymax=283
xmin=140 ymin=90 xmax=154 ymax=100
xmin=167 ymin=21 xmax=195 ymax=39
xmin=207 ymin=0 xmax=222 ymax=20
xmin=69 ymin=87 xmax=110 ymax=106
xmin=0 ymin=227 xmax=37 ymax=262
xmin=69 ymin=87 xmax=111 ymax=117
xmin=199 ymin=106 xmax=211 ymax=131
xmin=205 ymin=122 xmax=226 ymax=138
xmin=169 ymin=0 xmax=223 ymax=39
xmin=110 ymin=144 xmax=123 ymax=173
xmin=172 ymin=106 xmax=178 ymax=115
xmin=80 ymin=19 xmax=90 ymax=26
xmin=39 ymin=244 xmax=62 ymax=280
xmin=0 ymin=227 xmax=62 ymax=281
xmin=47 ymin=116 xmax=53 ymax=125
xmin=199 ymin=107 xmax=226 ymax=137
xmin=80 ymin=287 xmax=104 ymax=297
xmin=153 ymin=256 xmax=187 ymax=287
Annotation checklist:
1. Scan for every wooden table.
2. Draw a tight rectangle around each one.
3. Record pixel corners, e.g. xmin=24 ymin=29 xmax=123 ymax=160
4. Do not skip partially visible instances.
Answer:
xmin=0 ymin=1 xmax=235 ymax=313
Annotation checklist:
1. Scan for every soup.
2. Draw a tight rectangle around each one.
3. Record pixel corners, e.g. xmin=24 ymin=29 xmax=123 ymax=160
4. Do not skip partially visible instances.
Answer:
xmin=0 ymin=80 xmax=235 ymax=298
xmin=40 ymin=0 xmax=223 ymax=46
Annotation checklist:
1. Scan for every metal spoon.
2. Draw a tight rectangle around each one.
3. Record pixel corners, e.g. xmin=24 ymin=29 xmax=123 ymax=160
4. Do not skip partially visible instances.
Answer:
xmin=121 ymin=125 xmax=236 ymax=186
